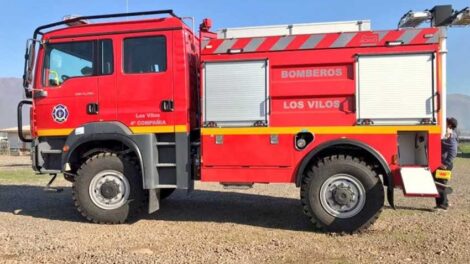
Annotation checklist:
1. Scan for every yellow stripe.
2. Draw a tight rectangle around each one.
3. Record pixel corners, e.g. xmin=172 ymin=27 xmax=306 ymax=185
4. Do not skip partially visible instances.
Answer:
xmin=37 ymin=128 xmax=74 ymax=136
xmin=201 ymin=126 xmax=441 ymax=135
xmin=174 ymin=125 xmax=188 ymax=133
xmin=37 ymin=125 xmax=188 ymax=136
xmin=37 ymin=125 xmax=440 ymax=137
xmin=130 ymin=125 xmax=188 ymax=134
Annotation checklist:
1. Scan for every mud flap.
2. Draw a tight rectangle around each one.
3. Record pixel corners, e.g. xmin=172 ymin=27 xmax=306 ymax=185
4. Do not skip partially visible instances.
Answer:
xmin=400 ymin=167 xmax=438 ymax=197
xmin=148 ymin=189 xmax=161 ymax=214
xmin=387 ymin=186 xmax=395 ymax=209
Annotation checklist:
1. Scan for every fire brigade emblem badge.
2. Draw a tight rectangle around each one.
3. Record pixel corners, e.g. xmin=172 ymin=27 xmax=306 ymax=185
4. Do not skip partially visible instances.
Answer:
xmin=52 ymin=104 xmax=69 ymax=123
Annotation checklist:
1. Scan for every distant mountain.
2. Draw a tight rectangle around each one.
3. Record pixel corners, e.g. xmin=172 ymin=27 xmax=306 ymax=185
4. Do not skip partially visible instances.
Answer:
xmin=0 ymin=77 xmax=469 ymax=134
xmin=0 ymin=77 xmax=26 ymax=128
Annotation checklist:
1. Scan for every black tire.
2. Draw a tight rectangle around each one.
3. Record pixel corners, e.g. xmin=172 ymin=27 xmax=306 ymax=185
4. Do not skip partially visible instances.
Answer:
xmin=72 ymin=153 xmax=145 ymax=224
xmin=301 ymin=155 xmax=384 ymax=233
xmin=160 ymin=188 xmax=176 ymax=200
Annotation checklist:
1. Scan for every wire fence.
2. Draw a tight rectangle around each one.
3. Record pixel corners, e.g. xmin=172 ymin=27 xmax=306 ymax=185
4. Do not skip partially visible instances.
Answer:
xmin=0 ymin=141 xmax=10 ymax=155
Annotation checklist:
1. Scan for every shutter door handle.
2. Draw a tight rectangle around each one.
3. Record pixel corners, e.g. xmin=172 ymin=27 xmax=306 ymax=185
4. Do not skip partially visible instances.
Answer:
xmin=87 ymin=103 xmax=99 ymax=115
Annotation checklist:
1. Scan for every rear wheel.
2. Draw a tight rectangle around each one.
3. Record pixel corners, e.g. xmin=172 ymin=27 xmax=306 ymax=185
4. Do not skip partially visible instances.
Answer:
xmin=73 ymin=153 xmax=145 ymax=224
xmin=301 ymin=155 xmax=384 ymax=233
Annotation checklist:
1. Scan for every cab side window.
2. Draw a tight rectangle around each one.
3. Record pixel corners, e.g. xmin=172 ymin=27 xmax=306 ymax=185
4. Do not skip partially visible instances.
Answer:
xmin=42 ymin=39 xmax=114 ymax=87
xmin=99 ymin=39 xmax=113 ymax=75
xmin=43 ymin=41 xmax=94 ymax=86
xmin=123 ymin=36 xmax=167 ymax=74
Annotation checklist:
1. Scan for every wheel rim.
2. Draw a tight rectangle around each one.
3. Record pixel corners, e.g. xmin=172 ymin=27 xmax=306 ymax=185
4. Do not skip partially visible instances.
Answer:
xmin=89 ymin=170 xmax=130 ymax=210
xmin=319 ymin=174 xmax=366 ymax=219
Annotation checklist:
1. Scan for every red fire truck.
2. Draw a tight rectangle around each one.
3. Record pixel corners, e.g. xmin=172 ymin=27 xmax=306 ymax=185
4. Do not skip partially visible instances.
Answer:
xmin=18 ymin=5 xmax=469 ymax=233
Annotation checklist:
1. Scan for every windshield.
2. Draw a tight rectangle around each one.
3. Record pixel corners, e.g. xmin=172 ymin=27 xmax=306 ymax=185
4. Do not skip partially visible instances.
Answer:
xmin=43 ymin=41 xmax=94 ymax=86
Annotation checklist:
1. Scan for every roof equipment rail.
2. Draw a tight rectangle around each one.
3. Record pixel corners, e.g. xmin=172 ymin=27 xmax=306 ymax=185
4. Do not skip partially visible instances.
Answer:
xmin=33 ymin=9 xmax=179 ymax=40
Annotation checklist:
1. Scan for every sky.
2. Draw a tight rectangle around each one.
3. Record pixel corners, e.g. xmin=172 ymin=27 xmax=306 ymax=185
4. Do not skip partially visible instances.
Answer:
xmin=0 ymin=0 xmax=469 ymax=95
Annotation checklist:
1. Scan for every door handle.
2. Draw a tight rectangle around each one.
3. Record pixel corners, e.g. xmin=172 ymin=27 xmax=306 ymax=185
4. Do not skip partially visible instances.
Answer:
xmin=87 ymin=103 xmax=99 ymax=115
xmin=161 ymin=100 xmax=174 ymax=112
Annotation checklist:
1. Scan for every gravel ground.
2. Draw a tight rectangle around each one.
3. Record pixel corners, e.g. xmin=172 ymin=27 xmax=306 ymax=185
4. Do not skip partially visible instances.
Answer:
xmin=0 ymin=155 xmax=30 ymax=170
xmin=0 ymin=156 xmax=469 ymax=263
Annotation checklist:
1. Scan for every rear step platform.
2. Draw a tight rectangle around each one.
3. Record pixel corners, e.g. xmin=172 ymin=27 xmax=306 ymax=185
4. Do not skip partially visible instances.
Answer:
xmin=400 ymin=167 xmax=438 ymax=197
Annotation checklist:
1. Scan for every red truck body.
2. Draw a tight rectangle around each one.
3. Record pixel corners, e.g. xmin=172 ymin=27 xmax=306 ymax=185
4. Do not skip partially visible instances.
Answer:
xmin=18 ymin=7 xmax=462 ymax=232
xmin=199 ymin=28 xmax=442 ymax=185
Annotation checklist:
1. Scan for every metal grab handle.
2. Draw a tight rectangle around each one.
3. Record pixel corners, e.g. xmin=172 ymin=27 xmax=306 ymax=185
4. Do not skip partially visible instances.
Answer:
xmin=435 ymin=92 xmax=441 ymax=112
xmin=17 ymin=100 xmax=32 ymax=142
xmin=33 ymin=9 xmax=179 ymax=40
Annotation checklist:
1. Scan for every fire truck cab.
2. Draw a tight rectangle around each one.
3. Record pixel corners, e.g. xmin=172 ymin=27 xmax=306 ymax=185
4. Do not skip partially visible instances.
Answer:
xmin=18 ymin=6 xmax=469 ymax=233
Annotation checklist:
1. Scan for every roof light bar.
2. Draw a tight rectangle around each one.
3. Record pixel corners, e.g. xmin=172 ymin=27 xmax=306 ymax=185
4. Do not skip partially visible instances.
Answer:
xmin=398 ymin=11 xmax=431 ymax=28
xmin=398 ymin=5 xmax=470 ymax=28
xmin=63 ymin=15 xmax=90 ymax=26
xmin=451 ymin=7 xmax=470 ymax=26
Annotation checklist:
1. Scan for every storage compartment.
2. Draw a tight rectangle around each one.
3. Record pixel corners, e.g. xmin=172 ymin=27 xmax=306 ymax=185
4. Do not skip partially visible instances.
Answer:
xmin=356 ymin=53 xmax=436 ymax=125
xmin=203 ymin=60 xmax=268 ymax=127
xmin=397 ymin=131 xmax=428 ymax=166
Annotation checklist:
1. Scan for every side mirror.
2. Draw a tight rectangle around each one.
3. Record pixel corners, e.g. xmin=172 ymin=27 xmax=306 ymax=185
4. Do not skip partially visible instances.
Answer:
xmin=23 ymin=39 xmax=36 ymax=89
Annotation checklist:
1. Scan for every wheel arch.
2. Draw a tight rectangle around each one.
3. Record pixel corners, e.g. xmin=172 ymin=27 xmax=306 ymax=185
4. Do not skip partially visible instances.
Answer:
xmin=61 ymin=122 xmax=145 ymax=183
xmin=295 ymin=139 xmax=393 ymax=189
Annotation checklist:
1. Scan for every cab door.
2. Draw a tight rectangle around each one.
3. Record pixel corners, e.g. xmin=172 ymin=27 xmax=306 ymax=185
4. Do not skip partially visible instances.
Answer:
xmin=35 ymin=39 xmax=99 ymax=135
xmin=115 ymin=31 xmax=174 ymax=133
xmin=96 ymin=39 xmax=117 ymax=121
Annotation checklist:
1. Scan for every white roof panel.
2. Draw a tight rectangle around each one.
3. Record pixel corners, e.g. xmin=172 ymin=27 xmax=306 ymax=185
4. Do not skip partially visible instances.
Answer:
xmin=217 ymin=20 xmax=371 ymax=39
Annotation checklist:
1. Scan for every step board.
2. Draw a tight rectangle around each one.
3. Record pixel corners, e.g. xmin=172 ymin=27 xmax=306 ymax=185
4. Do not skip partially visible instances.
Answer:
xmin=156 ymin=163 xmax=176 ymax=168
xmin=155 ymin=142 xmax=176 ymax=146
xmin=42 ymin=149 xmax=62 ymax=154
xmin=400 ymin=167 xmax=438 ymax=197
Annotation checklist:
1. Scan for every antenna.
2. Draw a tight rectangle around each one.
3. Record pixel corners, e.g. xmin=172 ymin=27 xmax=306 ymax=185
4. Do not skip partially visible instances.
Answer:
xmin=125 ymin=0 xmax=129 ymax=21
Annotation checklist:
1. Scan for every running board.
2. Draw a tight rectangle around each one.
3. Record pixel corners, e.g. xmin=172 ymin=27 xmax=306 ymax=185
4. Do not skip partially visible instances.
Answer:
xmin=156 ymin=163 xmax=176 ymax=168
xmin=400 ymin=167 xmax=438 ymax=197
xmin=221 ymin=183 xmax=254 ymax=190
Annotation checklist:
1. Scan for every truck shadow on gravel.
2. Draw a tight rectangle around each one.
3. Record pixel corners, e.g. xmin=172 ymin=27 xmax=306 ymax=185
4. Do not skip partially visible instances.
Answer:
xmin=0 ymin=185 xmax=82 ymax=222
xmin=0 ymin=185 xmax=313 ymax=231
xmin=152 ymin=190 xmax=314 ymax=231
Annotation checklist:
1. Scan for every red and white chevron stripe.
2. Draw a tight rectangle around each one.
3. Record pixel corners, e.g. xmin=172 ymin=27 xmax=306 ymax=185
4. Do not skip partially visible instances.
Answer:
xmin=202 ymin=28 xmax=440 ymax=54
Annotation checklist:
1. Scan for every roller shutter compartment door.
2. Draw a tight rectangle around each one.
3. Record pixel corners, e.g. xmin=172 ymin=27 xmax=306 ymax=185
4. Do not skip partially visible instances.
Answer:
xmin=203 ymin=60 xmax=268 ymax=127
xmin=356 ymin=53 xmax=435 ymax=125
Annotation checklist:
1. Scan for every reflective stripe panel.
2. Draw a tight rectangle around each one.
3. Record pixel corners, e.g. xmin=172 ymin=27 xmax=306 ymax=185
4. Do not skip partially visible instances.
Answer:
xmin=130 ymin=125 xmax=188 ymax=134
xmin=36 ymin=125 xmax=188 ymax=136
xmin=377 ymin=31 xmax=389 ymax=43
xmin=331 ymin=32 xmax=356 ymax=48
xmin=399 ymin=29 xmax=421 ymax=44
xmin=37 ymin=128 xmax=73 ymax=136
xmin=203 ymin=28 xmax=438 ymax=54
xmin=201 ymin=126 xmax=441 ymax=135
xmin=426 ymin=33 xmax=439 ymax=44
xmin=300 ymin=34 xmax=324 ymax=49
xmin=201 ymin=39 xmax=210 ymax=48
xmin=270 ymin=35 xmax=295 ymax=51
xmin=214 ymin=39 xmax=237 ymax=53
xmin=243 ymin=37 xmax=265 ymax=52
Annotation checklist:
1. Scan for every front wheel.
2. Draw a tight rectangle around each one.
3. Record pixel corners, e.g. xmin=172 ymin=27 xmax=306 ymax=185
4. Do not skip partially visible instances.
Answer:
xmin=73 ymin=153 xmax=145 ymax=224
xmin=301 ymin=155 xmax=384 ymax=233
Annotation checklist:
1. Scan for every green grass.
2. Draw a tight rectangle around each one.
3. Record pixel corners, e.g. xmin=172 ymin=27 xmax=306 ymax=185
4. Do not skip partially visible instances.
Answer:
xmin=0 ymin=169 xmax=45 ymax=184
xmin=459 ymin=142 xmax=470 ymax=154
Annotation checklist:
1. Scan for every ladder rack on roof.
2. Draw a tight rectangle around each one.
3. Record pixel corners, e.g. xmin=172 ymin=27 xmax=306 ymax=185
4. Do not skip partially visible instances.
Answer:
xmin=216 ymin=20 xmax=371 ymax=39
